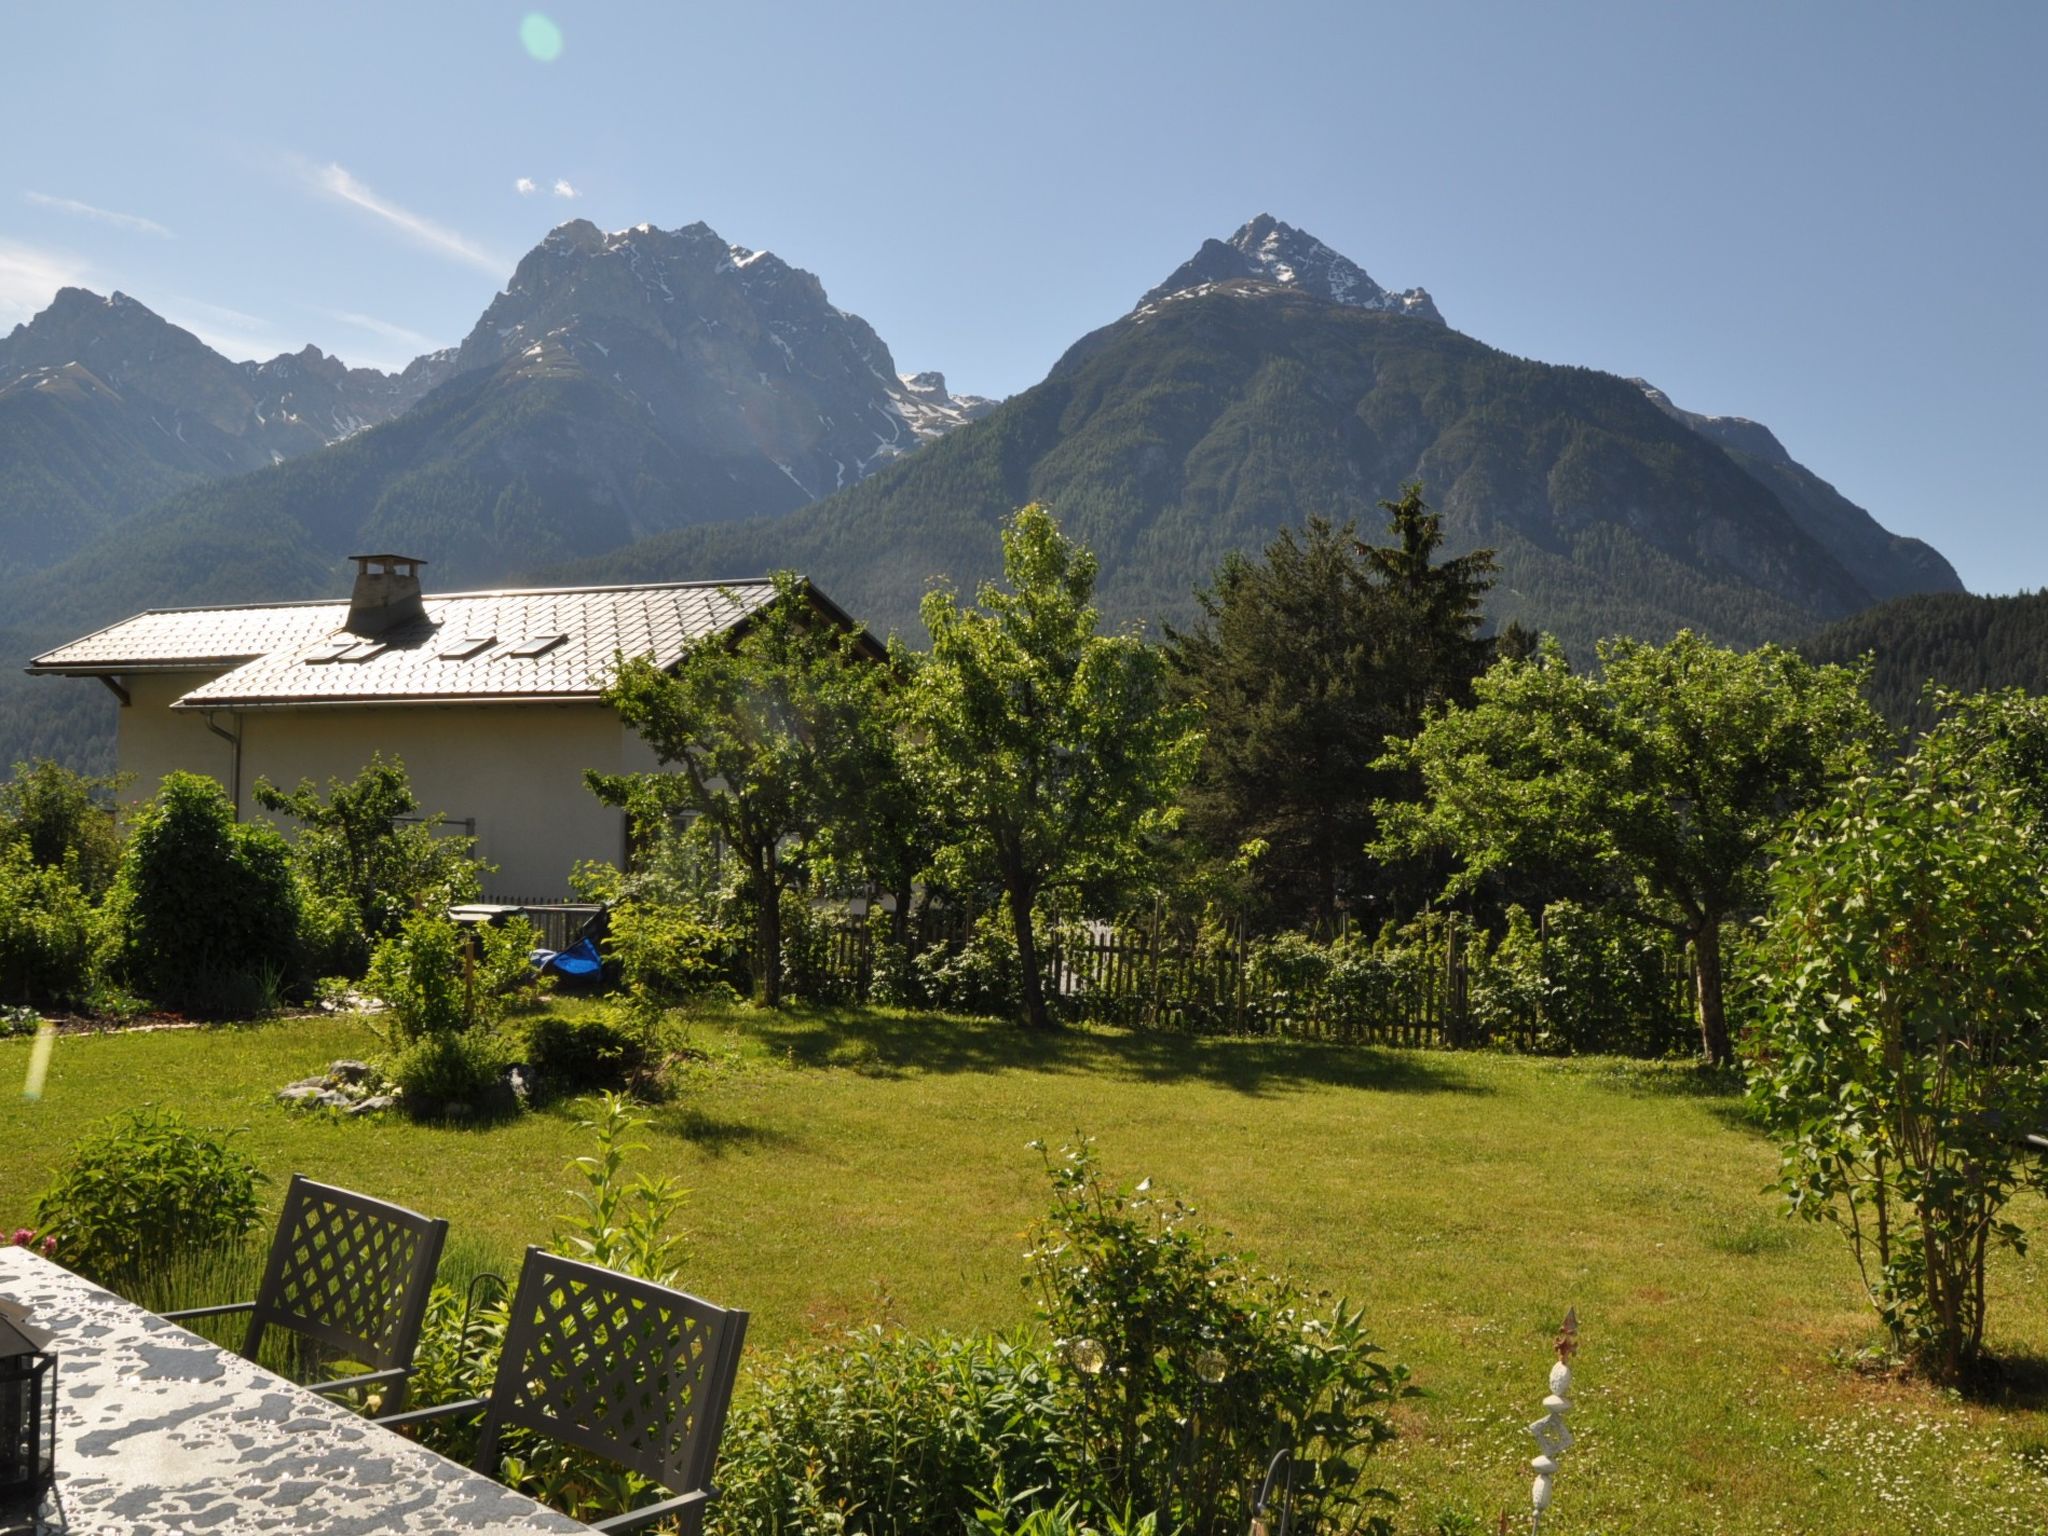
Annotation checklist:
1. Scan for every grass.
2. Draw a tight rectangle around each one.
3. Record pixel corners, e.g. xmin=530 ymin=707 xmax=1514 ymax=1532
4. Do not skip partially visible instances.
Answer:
xmin=5 ymin=1003 xmax=2048 ymax=1533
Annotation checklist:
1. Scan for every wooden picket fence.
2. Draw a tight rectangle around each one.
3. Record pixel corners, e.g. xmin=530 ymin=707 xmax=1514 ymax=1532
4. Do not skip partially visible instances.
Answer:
xmin=816 ymin=908 xmax=1697 ymax=1052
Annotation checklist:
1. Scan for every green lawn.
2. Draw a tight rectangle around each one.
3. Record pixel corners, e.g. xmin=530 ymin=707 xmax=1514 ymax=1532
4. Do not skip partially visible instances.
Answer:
xmin=4 ymin=1006 xmax=2047 ymax=1534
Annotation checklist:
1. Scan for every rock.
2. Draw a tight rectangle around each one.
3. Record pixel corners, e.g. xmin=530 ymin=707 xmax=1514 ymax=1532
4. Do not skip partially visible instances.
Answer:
xmin=502 ymin=1063 xmax=536 ymax=1104
xmin=282 ymin=1076 xmax=328 ymax=1094
xmin=346 ymin=1094 xmax=399 ymax=1117
xmin=278 ymin=1085 xmax=348 ymax=1110
xmin=326 ymin=1060 xmax=376 ymax=1086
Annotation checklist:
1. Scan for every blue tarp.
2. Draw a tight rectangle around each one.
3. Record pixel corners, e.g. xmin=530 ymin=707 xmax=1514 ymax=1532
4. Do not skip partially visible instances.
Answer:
xmin=530 ymin=937 xmax=603 ymax=978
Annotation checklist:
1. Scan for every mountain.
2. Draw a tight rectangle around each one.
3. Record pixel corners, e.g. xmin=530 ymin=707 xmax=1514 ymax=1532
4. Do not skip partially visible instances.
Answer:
xmin=1633 ymin=380 xmax=1959 ymax=603
xmin=10 ymin=219 xmax=995 ymax=627
xmin=0 ymin=289 xmax=450 ymax=572
xmin=550 ymin=220 xmax=1952 ymax=655
xmin=1803 ymin=589 xmax=2048 ymax=731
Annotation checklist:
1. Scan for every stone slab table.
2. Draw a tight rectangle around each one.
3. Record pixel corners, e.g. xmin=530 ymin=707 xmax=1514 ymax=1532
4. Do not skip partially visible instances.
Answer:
xmin=0 ymin=1244 xmax=591 ymax=1536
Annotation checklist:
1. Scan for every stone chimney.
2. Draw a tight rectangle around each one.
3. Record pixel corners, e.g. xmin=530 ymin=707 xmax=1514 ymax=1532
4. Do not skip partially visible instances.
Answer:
xmin=345 ymin=554 xmax=428 ymax=635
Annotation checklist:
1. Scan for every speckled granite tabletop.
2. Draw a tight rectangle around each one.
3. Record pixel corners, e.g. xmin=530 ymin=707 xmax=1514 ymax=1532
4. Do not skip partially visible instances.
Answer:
xmin=0 ymin=1245 xmax=589 ymax=1535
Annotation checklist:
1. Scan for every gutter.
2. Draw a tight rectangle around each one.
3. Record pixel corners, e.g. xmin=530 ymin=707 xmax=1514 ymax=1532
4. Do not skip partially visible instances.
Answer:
xmin=202 ymin=711 xmax=243 ymax=818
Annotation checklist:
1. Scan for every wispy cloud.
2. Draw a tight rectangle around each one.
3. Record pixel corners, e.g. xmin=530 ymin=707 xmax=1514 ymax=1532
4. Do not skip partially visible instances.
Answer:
xmin=0 ymin=238 xmax=91 ymax=327
xmin=307 ymin=162 xmax=506 ymax=276
xmin=326 ymin=309 xmax=439 ymax=352
xmin=24 ymin=191 xmax=174 ymax=238
xmin=514 ymin=177 xmax=538 ymax=196
xmin=552 ymin=179 xmax=579 ymax=200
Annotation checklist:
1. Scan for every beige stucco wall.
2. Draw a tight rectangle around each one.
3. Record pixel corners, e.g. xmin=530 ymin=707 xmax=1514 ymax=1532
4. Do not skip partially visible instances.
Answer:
xmin=116 ymin=671 xmax=238 ymax=806
xmin=112 ymin=678 xmax=651 ymax=899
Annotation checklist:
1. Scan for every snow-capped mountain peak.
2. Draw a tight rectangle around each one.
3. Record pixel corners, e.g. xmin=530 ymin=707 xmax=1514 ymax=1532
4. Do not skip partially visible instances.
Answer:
xmin=1137 ymin=214 xmax=1443 ymax=324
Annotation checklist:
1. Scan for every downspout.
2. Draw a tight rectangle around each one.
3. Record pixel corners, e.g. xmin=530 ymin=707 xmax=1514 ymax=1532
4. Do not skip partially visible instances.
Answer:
xmin=202 ymin=710 xmax=243 ymax=819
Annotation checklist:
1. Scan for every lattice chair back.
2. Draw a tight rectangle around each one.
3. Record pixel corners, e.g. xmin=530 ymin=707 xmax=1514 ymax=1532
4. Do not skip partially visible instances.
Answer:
xmin=478 ymin=1247 xmax=750 ymax=1501
xmin=243 ymin=1175 xmax=449 ymax=1394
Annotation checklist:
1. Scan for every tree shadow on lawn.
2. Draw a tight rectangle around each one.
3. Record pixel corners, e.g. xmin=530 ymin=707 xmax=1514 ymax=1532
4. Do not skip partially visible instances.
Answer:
xmin=755 ymin=1006 xmax=1490 ymax=1100
xmin=655 ymin=1105 xmax=804 ymax=1158
xmin=1960 ymin=1349 xmax=2048 ymax=1412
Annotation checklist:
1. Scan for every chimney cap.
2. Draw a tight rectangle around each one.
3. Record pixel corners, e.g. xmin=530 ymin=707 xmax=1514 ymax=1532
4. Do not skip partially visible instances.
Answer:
xmin=349 ymin=553 xmax=428 ymax=570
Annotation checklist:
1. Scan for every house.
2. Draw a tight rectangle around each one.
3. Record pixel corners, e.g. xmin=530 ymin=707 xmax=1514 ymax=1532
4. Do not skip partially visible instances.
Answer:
xmin=28 ymin=555 xmax=877 ymax=898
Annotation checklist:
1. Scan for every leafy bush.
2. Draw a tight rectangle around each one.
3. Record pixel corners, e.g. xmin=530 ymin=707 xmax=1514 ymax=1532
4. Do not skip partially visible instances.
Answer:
xmin=254 ymin=753 xmax=483 ymax=963
xmin=603 ymin=894 xmax=740 ymax=1030
xmin=0 ymin=1004 xmax=40 ymax=1038
xmin=388 ymin=1030 xmax=511 ymax=1110
xmin=1027 ymin=1141 xmax=1407 ymax=1535
xmin=523 ymin=1009 xmax=649 ymax=1096
xmin=32 ymin=1106 xmax=266 ymax=1286
xmin=710 ymin=1329 xmax=1061 ymax=1536
xmin=777 ymin=888 xmax=856 ymax=1004
xmin=0 ymin=759 xmax=125 ymax=899
xmin=1748 ymin=694 xmax=2048 ymax=1382
xmin=915 ymin=907 xmax=1023 ymax=1017
xmin=368 ymin=912 xmax=539 ymax=1042
xmin=0 ymin=843 xmax=102 ymax=1006
xmin=109 ymin=772 xmax=299 ymax=1015
xmin=367 ymin=912 xmax=540 ymax=1114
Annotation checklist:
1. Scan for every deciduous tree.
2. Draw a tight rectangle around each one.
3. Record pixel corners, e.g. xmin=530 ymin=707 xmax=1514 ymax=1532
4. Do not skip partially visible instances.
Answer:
xmin=914 ymin=505 xmax=1202 ymax=1031
xmin=1377 ymin=632 xmax=1880 ymax=1063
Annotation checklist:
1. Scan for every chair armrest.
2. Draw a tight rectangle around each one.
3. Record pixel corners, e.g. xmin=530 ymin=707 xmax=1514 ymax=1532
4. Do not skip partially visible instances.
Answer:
xmin=162 ymin=1301 xmax=255 ymax=1322
xmin=374 ymin=1396 xmax=488 ymax=1431
xmin=588 ymin=1490 xmax=708 ymax=1535
xmin=306 ymin=1366 xmax=411 ymax=1399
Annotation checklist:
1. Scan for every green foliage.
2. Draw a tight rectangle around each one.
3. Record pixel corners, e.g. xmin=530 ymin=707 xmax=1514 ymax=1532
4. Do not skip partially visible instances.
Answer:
xmin=0 ymin=758 xmax=125 ymax=898
xmin=552 ymin=1093 xmax=688 ymax=1286
xmin=387 ymin=1030 xmax=512 ymax=1110
xmin=1472 ymin=902 xmax=1692 ymax=1056
xmin=108 ymin=771 xmax=300 ymax=1015
xmin=254 ymin=752 xmax=483 ymax=973
xmin=1027 ymin=1140 xmax=1407 ymax=1535
xmin=559 ymin=282 xmax=1899 ymax=669
xmin=31 ymin=1105 xmax=265 ymax=1286
xmin=366 ymin=912 xmax=537 ymax=1112
xmin=915 ymin=906 xmax=1025 ymax=1018
xmin=1165 ymin=496 xmax=1494 ymax=929
xmin=0 ymin=842 xmax=103 ymax=1006
xmin=1379 ymin=632 xmax=1881 ymax=1062
xmin=605 ymin=892 xmax=740 ymax=1028
xmin=1803 ymin=589 xmax=2048 ymax=733
xmin=522 ymin=1010 xmax=649 ymax=1097
xmin=591 ymin=573 xmax=883 ymax=1006
xmin=916 ymin=506 xmax=1203 ymax=1029
xmin=710 ymin=1328 xmax=1062 ymax=1536
xmin=1747 ymin=692 xmax=2048 ymax=1382
xmin=0 ymin=1003 xmax=41 ymax=1037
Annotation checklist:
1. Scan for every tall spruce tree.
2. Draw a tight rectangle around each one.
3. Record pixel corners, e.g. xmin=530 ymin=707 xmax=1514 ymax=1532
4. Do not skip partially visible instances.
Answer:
xmin=1165 ymin=486 xmax=1495 ymax=928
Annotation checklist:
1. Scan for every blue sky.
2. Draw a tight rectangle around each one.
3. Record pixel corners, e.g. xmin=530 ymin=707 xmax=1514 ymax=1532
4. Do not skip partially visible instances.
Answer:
xmin=6 ymin=1 xmax=2043 ymax=594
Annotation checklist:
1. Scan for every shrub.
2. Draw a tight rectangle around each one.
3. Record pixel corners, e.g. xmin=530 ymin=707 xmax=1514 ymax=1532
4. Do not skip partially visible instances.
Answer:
xmin=368 ymin=912 xmax=540 ymax=1042
xmin=294 ymin=884 xmax=371 ymax=983
xmin=1 ymin=1004 xmax=40 ymax=1038
xmin=109 ymin=772 xmax=299 ymax=1015
xmin=0 ymin=759 xmax=125 ymax=899
xmin=0 ymin=843 xmax=102 ymax=1006
xmin=32 ymin=1105 xmax=266 ymax=1286
xmin=1748 ymin=696 xmax=2048 ymax=1382
xmin=367 ymin=912 xmax=540 ymax=1115
xmin=711 ymin=1329 xmax=1061 ymax=1536
xmin=523 ymin=1010 xmax=648 ymax=1096
xmin=253 ymin=753 xmax=483 ymax=959
xmin=388 ymin=1030 xmax=511 ymax=1110
xmin=1027 ymin=1141 xmax=1407 ymax=1535
xmin=915 ymin=907 xmax=1023 ymax=1017
xmin=604 ymin=894 xmax=740 ymax=1031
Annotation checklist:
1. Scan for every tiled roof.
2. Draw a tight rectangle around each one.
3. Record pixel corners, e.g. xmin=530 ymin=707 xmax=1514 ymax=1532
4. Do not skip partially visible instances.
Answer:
xmin=31 ymin=581 xmax=784 ymax=708
xmin=30 ymin=602 xmax=349 ymax=671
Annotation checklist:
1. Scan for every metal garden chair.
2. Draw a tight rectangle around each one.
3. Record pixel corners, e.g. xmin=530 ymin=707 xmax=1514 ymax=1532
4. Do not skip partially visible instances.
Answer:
xmin=165 ymin=1173 xmax=448 ymax=1412
xmin=379 ymin=1246 xmax=749 ymax=1535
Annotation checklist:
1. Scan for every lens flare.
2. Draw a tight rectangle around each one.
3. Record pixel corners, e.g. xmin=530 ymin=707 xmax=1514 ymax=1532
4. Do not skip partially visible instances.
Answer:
xmin=22 ymin=1019 xmax=55 ymax=1101
xmin=519 ymin=12 xmax=564 ymax=62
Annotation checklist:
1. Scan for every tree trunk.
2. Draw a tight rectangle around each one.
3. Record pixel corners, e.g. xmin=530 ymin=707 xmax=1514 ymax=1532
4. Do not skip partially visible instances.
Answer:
xmin=1008 ymin=884 xmax=1051 ymax=1031
xmin=755 ymin=844 xmax=782 ymax=1008
xmin=1693 ymin=917 xmax=1730 ymax=1065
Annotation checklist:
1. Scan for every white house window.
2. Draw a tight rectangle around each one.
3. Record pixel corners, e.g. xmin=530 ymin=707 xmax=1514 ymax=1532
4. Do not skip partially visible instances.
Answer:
xmin=438 ymin=635 xmax=496 ymax=660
